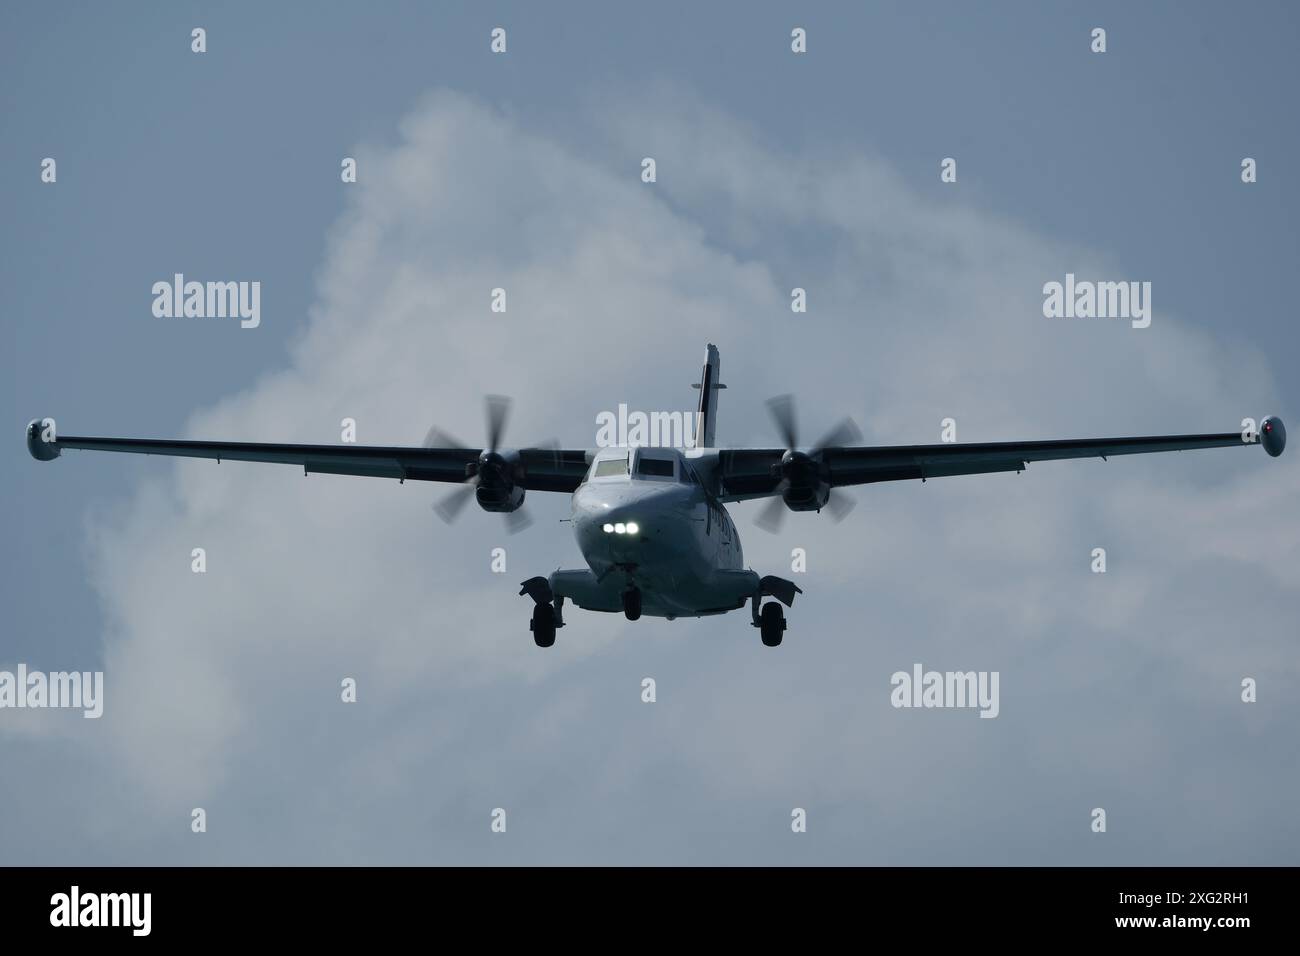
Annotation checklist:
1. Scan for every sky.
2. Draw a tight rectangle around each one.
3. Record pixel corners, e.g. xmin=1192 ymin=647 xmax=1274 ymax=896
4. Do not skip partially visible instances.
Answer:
xmin=2 ymin=1 xmax=1297 ymax=865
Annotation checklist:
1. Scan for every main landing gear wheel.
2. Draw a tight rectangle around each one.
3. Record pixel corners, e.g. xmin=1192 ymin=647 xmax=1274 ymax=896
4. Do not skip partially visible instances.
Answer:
xmin=531 ymin=603 xmax=557 ymax=648
xmin=622 ymin=588 xmax=642 ymax=621
xmin=760 ymin=601 xmax=786 ymax=647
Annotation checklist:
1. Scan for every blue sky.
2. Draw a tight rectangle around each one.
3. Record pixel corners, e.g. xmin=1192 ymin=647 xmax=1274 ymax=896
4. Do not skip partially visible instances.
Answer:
xmin=2 ymin=2 xmax=1297 ymax=864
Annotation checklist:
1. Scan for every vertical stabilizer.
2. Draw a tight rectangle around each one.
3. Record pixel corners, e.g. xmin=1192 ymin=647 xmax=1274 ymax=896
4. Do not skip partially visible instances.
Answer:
xmin=691 ymin=344 xmax=725 ymax=448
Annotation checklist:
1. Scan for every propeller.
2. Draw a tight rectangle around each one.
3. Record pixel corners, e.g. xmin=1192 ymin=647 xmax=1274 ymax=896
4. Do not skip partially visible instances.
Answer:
xmin=425 ymin=395 xmax=536 ymax=533
xmin=755 ymin=394 xmax=861 ymax=533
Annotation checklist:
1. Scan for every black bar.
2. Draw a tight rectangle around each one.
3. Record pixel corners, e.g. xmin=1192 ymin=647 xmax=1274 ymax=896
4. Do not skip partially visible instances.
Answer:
xmin=0 ymin=866 xmax=1283 ymax=941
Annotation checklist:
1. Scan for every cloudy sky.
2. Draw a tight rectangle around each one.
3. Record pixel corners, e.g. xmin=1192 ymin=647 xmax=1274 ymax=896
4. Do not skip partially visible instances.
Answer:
xmin=3 ymin=2 xmax=1297 ymax=864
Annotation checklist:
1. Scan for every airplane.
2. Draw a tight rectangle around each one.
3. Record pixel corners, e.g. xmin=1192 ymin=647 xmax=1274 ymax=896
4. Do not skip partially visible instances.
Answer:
xmin=27 ymin=344 xmax=1286 ymax=648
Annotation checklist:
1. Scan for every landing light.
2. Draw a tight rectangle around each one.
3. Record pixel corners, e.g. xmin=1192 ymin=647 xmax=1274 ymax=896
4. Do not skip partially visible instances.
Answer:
xmin=603 ymin=522 xmax=640 ymax=535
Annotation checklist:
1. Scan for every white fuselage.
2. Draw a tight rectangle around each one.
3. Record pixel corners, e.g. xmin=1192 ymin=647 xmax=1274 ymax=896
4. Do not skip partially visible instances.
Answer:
xmin=556 ymin=446 xmax=754 ymax=618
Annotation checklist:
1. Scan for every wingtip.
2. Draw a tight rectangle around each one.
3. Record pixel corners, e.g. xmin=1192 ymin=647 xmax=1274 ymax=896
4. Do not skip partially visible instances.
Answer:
xmin=26 ymin=418 xmax=60 ymax=461
xmin=1261 ymin=416 xmax=1286 ymax=457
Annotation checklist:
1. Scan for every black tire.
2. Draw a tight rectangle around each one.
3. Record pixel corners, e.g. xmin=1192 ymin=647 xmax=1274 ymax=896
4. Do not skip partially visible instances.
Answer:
xmin=760 ymin=602 xmax=785 ymax=647
xmin=530 ymin=604 xmax=556 ymax=648
xmin=622 ymin=588 xmax=642 ymax=622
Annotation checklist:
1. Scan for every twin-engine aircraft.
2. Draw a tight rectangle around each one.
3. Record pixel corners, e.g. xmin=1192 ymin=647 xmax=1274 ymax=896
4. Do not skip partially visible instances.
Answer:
xmin=28 ymin=344 xmax=1286 ymax=647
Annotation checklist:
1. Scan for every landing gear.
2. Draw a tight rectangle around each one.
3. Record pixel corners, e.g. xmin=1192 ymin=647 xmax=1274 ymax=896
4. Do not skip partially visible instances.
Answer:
xmin=622 ymin=588 xmax=642 ymax=621
xmin=750 ymin=579 xmax=800 ymax=648
xmin=759 ymin=601 xmax=786 ymax=647
xmin=520 ymin=576 xmax=564 ymax=648
xmin=530 ymin=603 xmax=557 ymax=648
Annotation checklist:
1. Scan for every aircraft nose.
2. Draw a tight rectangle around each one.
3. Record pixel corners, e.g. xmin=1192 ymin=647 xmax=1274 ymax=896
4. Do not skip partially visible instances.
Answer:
xmin=574 ymin=484 xmax=690 ymax=564
xmin=599 ymin=512 xmax=644 ymax=535
xmin=600 ymin=516 xmax=657 ymax=566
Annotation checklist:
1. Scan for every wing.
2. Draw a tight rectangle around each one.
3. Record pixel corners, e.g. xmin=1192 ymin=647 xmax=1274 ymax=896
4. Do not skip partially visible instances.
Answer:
xmin=717 ymin=418 xmax=1286 ymax=501
xmin=25 ymin=422 xmax=590 ymax=493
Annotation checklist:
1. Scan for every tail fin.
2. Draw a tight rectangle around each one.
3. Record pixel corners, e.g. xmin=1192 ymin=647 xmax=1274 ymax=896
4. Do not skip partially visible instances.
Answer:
xmin=691 ymin=343 xmax=725 ymax=448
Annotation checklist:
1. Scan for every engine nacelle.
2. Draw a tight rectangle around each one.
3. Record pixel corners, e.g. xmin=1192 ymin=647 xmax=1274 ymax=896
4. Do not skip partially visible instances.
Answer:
xmin=477 ymin=482 xmax=525 ymax=513
xmin=782 ymin=481 xmax=830 ymax=513
xmin=773 ymin=449 xmax=830 ymax=512
xmin=26 ymin=418 xmax=60 ymax=461
xmin=1261 ymin=416 xmax=1286 ymax=458
xmin=472 ymin=449 xmax=526 ymax=512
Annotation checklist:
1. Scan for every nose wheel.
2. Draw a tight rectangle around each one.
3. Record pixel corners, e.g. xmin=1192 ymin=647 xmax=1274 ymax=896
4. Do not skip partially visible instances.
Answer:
xmin=759 ymin=601 xmax=786 ymax=647
xmin=622 ymin=588 xmax=642 ymax=621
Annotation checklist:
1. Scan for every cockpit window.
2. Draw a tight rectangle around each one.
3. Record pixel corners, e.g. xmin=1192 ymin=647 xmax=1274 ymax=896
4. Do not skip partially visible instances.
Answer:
xmin=636 ymin=456 xmax=674 ymax=478
xmin=593 ymin=454 xmax=629 ymax=478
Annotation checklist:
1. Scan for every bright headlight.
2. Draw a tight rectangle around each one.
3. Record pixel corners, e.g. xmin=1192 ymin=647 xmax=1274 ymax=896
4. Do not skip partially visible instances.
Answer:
xmin=614 ymin=522 xmax=626 ymax=534
xmin=603 ymin=523 xmax=614 ymax=533
xmin=625 ymin=522 xmax=639 ymax=535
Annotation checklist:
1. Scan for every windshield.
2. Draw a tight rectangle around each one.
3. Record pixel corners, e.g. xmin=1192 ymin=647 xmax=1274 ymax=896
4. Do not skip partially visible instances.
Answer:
xmin=636 ymin=456 xmax=674 ymax=478
xmin=592 ymin=454 xmax=629 ymax=478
